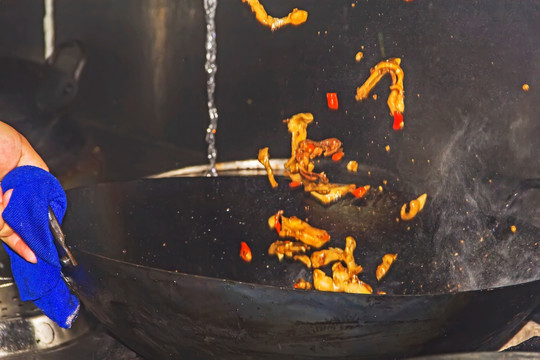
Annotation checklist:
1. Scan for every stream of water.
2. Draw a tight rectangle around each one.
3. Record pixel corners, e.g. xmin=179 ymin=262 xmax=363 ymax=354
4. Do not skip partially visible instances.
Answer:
xmin=203 ymin=0 xmax=219 ymax=176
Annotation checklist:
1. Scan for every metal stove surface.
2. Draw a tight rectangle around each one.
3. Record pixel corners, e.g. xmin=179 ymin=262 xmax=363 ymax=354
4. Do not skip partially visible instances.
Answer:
xmin=1 ymin=322 xmax=142 ymax=360
xmin=1 ymin=329 xmax=538 ymax=360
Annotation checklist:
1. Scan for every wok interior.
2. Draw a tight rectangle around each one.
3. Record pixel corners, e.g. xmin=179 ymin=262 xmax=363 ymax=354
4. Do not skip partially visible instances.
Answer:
xmin=64 ymin=174 xmax=540 ymax=295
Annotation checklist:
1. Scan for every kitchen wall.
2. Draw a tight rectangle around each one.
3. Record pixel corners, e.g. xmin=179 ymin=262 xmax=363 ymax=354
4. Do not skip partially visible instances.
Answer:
xmin=0 ymin=0 xmax=44 ymax=61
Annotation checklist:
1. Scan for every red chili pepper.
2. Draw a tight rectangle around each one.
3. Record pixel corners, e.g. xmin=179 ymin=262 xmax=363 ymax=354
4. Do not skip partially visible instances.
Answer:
xmin=331 ymin=152 xmax=344 ymax=162
xmin=239 ymin=242 xmax=252 ymax=263
xmin=306 ymin=143 xmax=316 ymax=153
xmin=289 ymin=181 xmax=302 ymax=188
xmin=274 ymin=213 xmax=282 ymax=234
xmin=326 ymin=93 xmax=339 ymax=110
xmin=393 ymin=111 xmax=404 ymax=130
xmin=352 ymin=186 xmax=368 ymax=198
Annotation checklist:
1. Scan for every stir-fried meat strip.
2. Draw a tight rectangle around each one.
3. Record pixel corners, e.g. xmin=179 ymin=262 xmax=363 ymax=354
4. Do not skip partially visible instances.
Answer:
xmin=297 ymin=138 xmax=342 ymax=160
xmin=347 ymin=160 xmax=359 ymax=172
xmin=343 ymin=236 xmax=363 ymax=275
xmin=284 ymin=113 xmax=314 ymax=173
xmin=311 ymin=247 xmax=344 ymax=268
xmin=295 ymin=138 xmax=342 ymax=183
xmin=293 ymin=254 xmax=312 ymax=268
xmin=241 ymin=0 xmax=308 ymax=31
xmin=310 ymin=184 xmax=357 ymax=205
xmin=294 ymin=278 xmax=312 ymax=290
xmin=313 ymin=266 xmax=373 ymax=295
xmin=313 ymin=269 xmax=338 ymax=292
xmin=376 ymin=253 xmax=398 ymax=281
xmin=311 ymin=236 xmax=363 ymax=275
xmin=341 ymin=276 xmax=373 ymax=294
xmin=282 ymin=113 xmax=360 ymax=203
xmin=355 ymin=58 xmax=405 ymax=119
xmin=333 ymin=263 xmax=373 ymax=294
xmin=400 ymin=193 xmax=427 ymax=221
xmin=268 ymin=210 xmax=330 ymax=248
xmin=258 ymin=147 xmax=278 ymax=188
xmin=268 ymin=240 xmax=309 ymax=260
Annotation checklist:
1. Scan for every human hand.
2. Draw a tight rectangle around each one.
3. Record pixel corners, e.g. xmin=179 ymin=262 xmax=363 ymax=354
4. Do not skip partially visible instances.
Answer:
xmin=0 ymin=187 xmax=37 ymax=263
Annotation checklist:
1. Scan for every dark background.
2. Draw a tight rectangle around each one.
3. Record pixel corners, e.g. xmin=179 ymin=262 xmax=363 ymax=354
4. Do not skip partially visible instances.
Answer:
xmin=0 ymin=0 xmax=538 ymax=190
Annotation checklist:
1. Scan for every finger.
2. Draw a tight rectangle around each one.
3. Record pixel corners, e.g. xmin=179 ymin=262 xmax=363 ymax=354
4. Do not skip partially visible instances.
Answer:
xmin=2 ymin=231 xmax=37 ymax=264
xmin=3 ymin=189 xmax=13 ymax=207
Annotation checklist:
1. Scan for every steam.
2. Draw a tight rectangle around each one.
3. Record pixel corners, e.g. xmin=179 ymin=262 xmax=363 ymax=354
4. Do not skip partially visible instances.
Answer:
xmin=422 ymin=112 xmax=540 ymax=292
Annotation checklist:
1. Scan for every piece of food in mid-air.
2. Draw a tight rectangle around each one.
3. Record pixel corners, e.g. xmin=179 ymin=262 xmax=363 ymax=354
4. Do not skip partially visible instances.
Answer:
xmin=376 ymin=253 xmax=398 ymax=281
xmin=355 ymin=58 xmax=405 ymax=130
xmin=347 ymin=160 xmax=359 ymax=172
xmin=268 ymin=210 xmax=330 ymax=248
xmin=258 ymin=147 xmax=278 ymax=188
xmin=400 ymin=193 xmax=427 ymax=221
xmin=295 ymin=138 xmax=342 ymax=183
xmin=284 ymin=113 xmax=314 ymax=174
xmin=326 ymin=92 xmax=339 ymax=110
xmin=310 ymin=184 xmax=356 ymax=205
xmin=239 ymin=241 xmax=252 ymax=263
xmin=242 ymin=0 xmax=308 ymax=31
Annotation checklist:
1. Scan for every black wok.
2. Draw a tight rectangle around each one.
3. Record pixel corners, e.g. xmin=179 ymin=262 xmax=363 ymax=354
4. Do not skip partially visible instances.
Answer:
xmin=61 ymin=173 xmax=540 ymax=359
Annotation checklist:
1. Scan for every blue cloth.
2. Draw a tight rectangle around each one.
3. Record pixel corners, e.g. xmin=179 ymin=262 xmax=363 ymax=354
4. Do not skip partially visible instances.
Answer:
xmin=1 ymin=166 xmax=79 ymax=329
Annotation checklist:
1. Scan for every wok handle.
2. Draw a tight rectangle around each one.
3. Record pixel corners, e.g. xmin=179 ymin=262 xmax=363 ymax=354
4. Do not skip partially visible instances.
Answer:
xmin=45 ymin=40 xmax=86 ymax=82
xmin=504 ymin=178 xmax=540 ymax=210
xmin=48 ymin=207 xmax=78 ymax=267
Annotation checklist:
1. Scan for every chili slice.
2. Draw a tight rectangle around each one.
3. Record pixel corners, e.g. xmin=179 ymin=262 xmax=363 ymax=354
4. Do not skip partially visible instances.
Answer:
xmin=289 ymin=181 xmax=302 ymax=188
xmin=274 ymin=212 xmax=282 ymax=234
xmin=326 ymin=92 xmax=339 ymax=110
xmin=239 ymin=242 xmax=252 ymax=263
xmin=352 ymin=186 xmax=368 ymax=198
xmin=331 ymin=151 xmax=344 ymax=162
xmin=393 ymin=111 xmax=404 ymax=130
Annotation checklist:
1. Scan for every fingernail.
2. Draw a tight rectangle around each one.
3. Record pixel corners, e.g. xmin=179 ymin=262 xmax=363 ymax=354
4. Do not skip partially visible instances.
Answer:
xmin=27 ymin=250 xmax=37 ymax=264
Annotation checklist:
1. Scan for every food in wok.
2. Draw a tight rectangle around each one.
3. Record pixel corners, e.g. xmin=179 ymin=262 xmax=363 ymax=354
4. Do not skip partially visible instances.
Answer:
xmin=268 ymin=210 xmax=330 ymax=248
xmin=257 ymin=147 xmax=278 ymax=188
xmin=376 ymin=253 xmax=398 ymax=281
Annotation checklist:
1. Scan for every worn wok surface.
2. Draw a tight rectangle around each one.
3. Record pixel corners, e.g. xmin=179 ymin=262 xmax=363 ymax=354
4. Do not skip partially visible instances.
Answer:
xmin=62 ymin=176 xmax=540 ymax=359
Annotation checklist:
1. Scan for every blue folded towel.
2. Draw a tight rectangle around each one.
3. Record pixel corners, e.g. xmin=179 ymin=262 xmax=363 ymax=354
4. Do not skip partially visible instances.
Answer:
xmin=1 ymin=165 xmax=79 ymax=329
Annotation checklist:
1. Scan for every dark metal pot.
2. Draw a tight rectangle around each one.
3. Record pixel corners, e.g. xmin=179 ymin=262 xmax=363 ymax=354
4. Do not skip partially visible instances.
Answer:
xmin=60 ymin=173 xmax=540 ymax=359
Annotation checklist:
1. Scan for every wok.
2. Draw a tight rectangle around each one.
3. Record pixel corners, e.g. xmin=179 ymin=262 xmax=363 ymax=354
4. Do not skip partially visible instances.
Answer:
xmin=60 ymin=169 xmax=540 ymax=359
